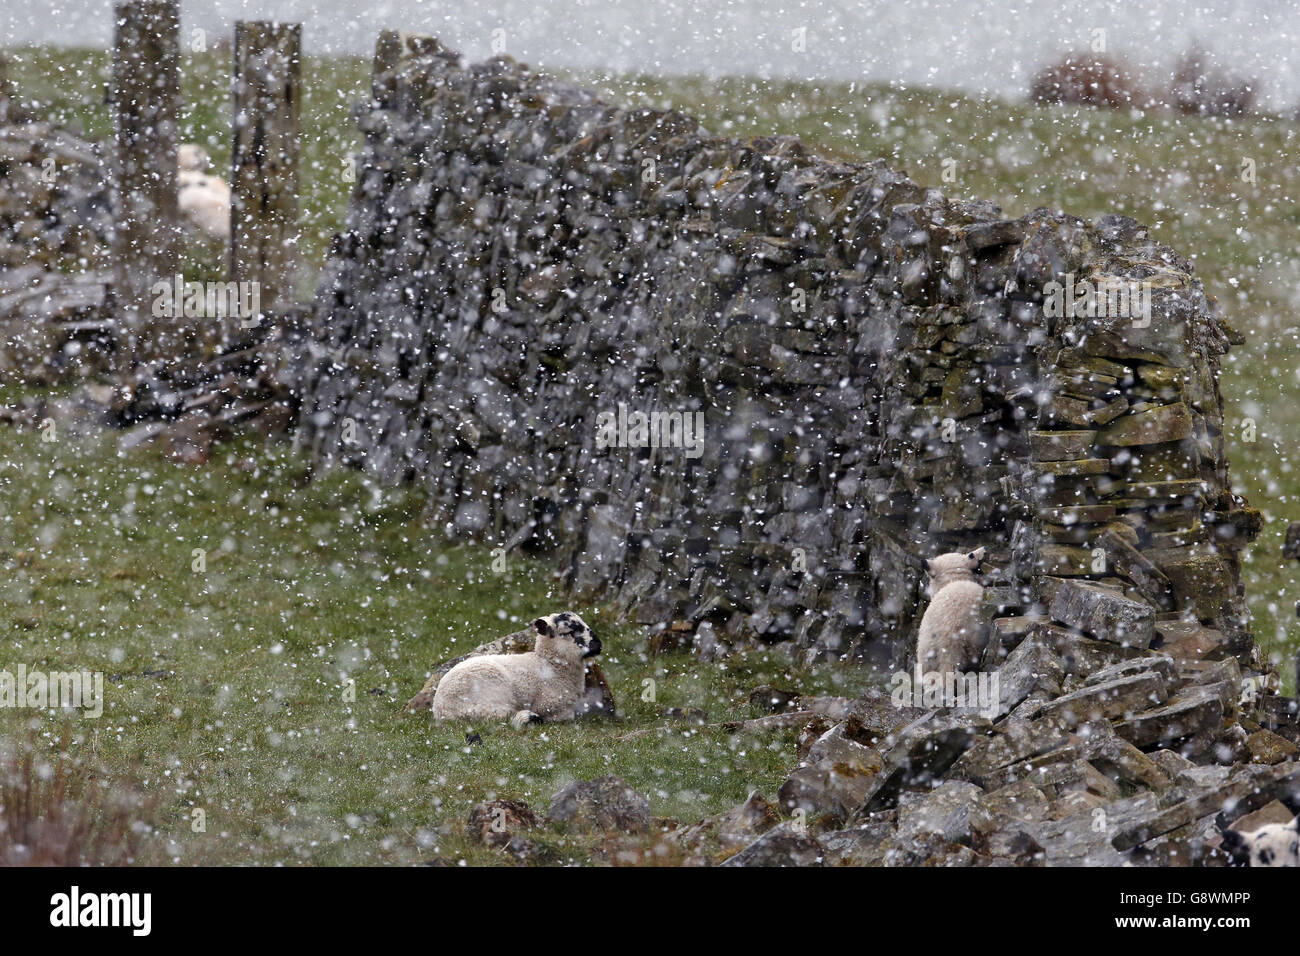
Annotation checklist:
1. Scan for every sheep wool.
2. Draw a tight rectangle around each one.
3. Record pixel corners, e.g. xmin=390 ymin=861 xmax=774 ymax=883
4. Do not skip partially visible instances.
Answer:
xmin=915 ymin=548 xmax=987 ymax=677
xmin=430 ymin=612 xmax=601 ymax=729
xmin=1222 ymin=818 xmax=1299 ymax=867
xmin=177 ymin=143 xmax=231 ymax=241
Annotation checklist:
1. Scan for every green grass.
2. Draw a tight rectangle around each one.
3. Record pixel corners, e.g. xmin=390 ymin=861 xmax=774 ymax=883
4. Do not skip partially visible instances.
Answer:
xmin=0 ymin=424 xmax=873 ymax=864
xmin=1 ymin=47 xmax=1298 ymax=864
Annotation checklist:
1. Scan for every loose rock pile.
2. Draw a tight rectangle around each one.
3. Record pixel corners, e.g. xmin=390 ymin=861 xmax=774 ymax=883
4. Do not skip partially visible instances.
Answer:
xmin=458 ymin=649 xmax=1299 ymax=866
xmin=752 ymin=645 xmax=1299 ymax=866
xmin=297 ymin=36 xmax=1262 ymax=682
xmin=0 ymin=122 xmax=115 ymax=383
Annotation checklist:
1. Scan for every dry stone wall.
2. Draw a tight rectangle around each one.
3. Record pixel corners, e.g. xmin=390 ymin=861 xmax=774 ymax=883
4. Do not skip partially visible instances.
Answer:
xmin=0 ymin=122 xmax=114 ymax=384
xmin=297 ymin=35 xmax=1262 ymax=673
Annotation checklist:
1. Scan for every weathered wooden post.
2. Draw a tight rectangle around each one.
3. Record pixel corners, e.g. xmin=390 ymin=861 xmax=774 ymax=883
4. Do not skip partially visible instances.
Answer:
xmin=112 ymin=0 xmax=182 ymax=369
xmin=0 ymin=53 xmax=16 ymax=122
xmin=372 ymin=29 xmax=403 ymax=108
xmin=230 ymin=20 xmax=301 ymax=337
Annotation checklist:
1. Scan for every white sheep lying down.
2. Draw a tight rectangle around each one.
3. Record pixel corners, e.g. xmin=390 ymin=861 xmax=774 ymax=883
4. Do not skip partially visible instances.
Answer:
xmin=431 ymin=612 xmax=601 ymax=729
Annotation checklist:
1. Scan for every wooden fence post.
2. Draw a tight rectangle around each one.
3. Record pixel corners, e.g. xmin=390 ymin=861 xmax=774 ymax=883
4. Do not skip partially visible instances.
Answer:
xmin=0 ymin=53 xmax=16 ymax=121
xmin=112 ymin=0 xmax=181 ymax=368
xmin=372 ymin=29 xmax=402 ymax=108
xmin=230 ymin=20 xmax=301 ymax=336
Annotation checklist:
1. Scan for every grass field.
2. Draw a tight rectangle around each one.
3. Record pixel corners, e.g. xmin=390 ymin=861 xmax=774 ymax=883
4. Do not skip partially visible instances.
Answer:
xmin=1 ymin=46 xmax=1298 ymax=863
xmin=0 ymin=423 xmax=878 ymax=864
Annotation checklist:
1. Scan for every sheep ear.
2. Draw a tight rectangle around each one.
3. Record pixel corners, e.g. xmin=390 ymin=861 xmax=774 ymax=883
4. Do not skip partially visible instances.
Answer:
xmin=969 ymin=547 xmax=986 ymax=564
xmin=924 ymin=558 xmax=934 ymax=574
xmin=1219 ymin=828 xmax=1247 ymax=852
xmin=533 ymin=617 xmax=553 ymax=636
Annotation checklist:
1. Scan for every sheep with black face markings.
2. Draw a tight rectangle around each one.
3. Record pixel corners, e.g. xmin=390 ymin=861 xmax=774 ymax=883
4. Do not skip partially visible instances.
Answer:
xmin=430 ymin=612 xmax=601 ymax=729
xmin=1221 ymin=816 xmax=1299 ymax=867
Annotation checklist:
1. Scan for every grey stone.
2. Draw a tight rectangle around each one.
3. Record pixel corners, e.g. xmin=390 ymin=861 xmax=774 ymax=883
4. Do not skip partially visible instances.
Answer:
xmin=547 ymin=776 xmax=651 ymax=834
xmin=897 ymin=780 xmax=984 ymax=843
xmin=721 ymin=822 xmax=823 ymax=867
xmin=213 ymin=35 xmax=1283 ymax=868
xmin=1113 ymin=684 xmax=1226 ymax=750
xmin=1036 ymin=672 xmax=1171 ymax=727
xmin=1079 ymin=654 xmax=1177 ymax=689
xmin=1049 ymin=579 xmax=1156 ymax=648
xmin=778 ymin=723 xmax=884 ymax=823
xmin=673 ymin=790 xmax=781 ymax=852
xmin=969 ymin=779 xmax=1052 ymax=860
xmin=993 ymin=631 xmax=1066 ymax=719
xmin=861 ymin=713 xmax=991 ymax=812
xmin=818 ymin=819 xmax=895 ymax=866
xmin=1097 ymin=403 xmax=1193 ymax=446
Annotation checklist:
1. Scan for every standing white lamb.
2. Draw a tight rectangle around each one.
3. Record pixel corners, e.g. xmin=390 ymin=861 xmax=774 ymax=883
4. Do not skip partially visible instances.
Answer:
xmin=915 ymin=548 xmax=987 ymax=677
xmin=430 ymin=612 xmax=601 ymax=729
xmin=177 ymin=144 xmax=231 ymax=241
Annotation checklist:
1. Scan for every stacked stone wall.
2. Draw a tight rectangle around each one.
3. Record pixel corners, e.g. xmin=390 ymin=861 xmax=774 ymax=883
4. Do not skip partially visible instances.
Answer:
xmin=297 ymin=35 xmax=1259 ymax=671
